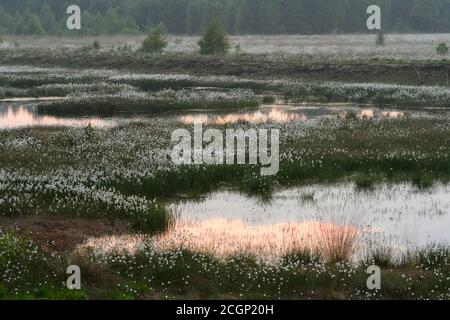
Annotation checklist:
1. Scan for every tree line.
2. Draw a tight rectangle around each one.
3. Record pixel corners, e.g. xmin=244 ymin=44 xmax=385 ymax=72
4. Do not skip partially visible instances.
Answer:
xmin=1 ymin=0 xmax=450 ymax=35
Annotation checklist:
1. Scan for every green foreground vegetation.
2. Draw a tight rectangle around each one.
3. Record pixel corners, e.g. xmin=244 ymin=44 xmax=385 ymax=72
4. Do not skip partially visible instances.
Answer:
xmin=1 ymin=228 xmax=448 ymax=300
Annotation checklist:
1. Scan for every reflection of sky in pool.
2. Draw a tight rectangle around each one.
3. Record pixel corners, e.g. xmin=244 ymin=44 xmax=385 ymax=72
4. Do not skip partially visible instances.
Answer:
xmin=0 ymin=102 xmax=118 ymax=129
xmin=178 ymin=104 xmax=407 ymax=125
xmin=165 ymin=183 xmax=450 ymax=257
xmin=0 ymin=100 xmax=410 ymax=129
xmin=80 ymin=183 xmax=450 ymax=261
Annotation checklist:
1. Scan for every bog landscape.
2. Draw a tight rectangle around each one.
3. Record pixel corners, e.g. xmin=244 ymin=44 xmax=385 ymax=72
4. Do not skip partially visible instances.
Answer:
xmin=0 ymin=0 xmax=449 ymax=300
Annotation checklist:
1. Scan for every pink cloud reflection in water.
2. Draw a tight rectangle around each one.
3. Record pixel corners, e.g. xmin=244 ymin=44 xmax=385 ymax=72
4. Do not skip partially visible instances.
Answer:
xmin=79 ymin=219 xmax=362 ymax=264
xmin=179 ymin=108 xmax=308 ymax=125
xmin=0 ymin=104 xmax=116 ymax=129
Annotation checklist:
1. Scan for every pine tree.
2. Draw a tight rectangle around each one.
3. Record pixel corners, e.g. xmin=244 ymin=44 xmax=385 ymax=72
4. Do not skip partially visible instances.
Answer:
xmin=24 ymin=14 xmax=45 ymax=35
xmin=39 ymin=3 xmax=58 ymax=34
xmin=141 ymin=25 xmax=168 ymax=54
xmin=0 ymin=6 xmax=14 ymax=34
xmin=198 ymin=20 xmax=229 ymax=55
xmin=103 ymin=8 xmax=123 ymax=34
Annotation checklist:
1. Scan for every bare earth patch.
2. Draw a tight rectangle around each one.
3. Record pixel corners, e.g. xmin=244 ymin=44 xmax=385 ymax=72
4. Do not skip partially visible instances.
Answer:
xmin=0 ymin=215 xmax=132 ymax=252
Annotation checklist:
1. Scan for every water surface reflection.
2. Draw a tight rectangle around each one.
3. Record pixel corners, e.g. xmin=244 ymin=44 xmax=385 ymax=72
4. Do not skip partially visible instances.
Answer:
xmin=1 ymin=102 xmax=409 ymax=129
xmin=0 ymin=103 xmax=119 ymax=128
xmin=179 ymin=105 xmax=407 ymax=125
xmin=80 ymin=183 xmax=450 ymax=261
xmin=170 ymin=183 xmax=449 ymax=258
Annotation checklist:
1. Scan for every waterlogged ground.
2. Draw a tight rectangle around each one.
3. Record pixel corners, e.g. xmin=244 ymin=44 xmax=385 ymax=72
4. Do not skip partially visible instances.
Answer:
xmin=0 ymin=102 xmax=116 ymax=128
xmin=167 ymin=183 xmax=450 ymax=261
xmin=1 ymin=97 xmax=448 ymax=257
xmin=0 ymin=100 xmax=408 ymax=129
xmin=0 ymin=62 xmax=449 ymax=299
xmin=77 ymin=181 xmax=450 ymax=265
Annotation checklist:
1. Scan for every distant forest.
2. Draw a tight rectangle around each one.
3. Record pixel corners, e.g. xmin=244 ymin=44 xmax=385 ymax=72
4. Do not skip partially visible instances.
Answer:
xmin=1 ymin=0 xmax=450 ymax=35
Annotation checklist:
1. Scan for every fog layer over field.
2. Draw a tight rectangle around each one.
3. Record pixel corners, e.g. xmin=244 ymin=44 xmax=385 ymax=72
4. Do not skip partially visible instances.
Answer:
xmin=2 ymin=34 xmax=450 ymax=61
